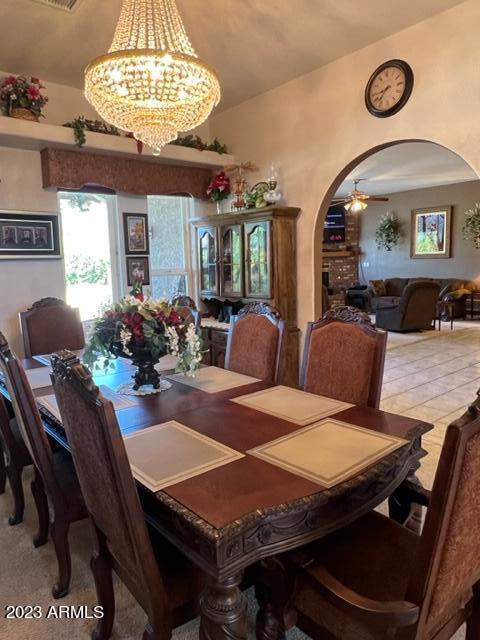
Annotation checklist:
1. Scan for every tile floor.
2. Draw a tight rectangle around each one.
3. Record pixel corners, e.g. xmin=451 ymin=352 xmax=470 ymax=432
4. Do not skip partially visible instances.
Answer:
xmin=380 ymin=322 xmax=480 ymax=489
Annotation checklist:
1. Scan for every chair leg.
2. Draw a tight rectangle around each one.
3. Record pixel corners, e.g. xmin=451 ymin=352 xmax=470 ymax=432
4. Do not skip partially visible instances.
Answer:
xmin=31 ymin=468 xmax=49 ymax=548
xmin=0 ymin=439 xmax=6 ymax=494
xmin=91 ymin=551 xmax=115 ymax=640
xmin=51 ymin=517 xmax=72 ymax=599
xmin=466 ymin=583 xmax=480 ymax=639
xmin=6 ymin=461 xmax=25 ymax=525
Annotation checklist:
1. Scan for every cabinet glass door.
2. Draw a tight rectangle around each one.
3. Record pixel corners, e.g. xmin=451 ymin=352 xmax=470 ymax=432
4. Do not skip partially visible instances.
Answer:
xmin=198 ymin=226 xmax=218 ymax=295
xmin=245 ymin=220 xmax=271 ymax=298
xmin=220 ymin=224 xmax=243 ymax=297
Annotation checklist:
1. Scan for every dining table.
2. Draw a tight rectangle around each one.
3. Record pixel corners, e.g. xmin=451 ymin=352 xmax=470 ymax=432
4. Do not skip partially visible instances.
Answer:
xmin=0 ymin=356 xmax=432 ymax=640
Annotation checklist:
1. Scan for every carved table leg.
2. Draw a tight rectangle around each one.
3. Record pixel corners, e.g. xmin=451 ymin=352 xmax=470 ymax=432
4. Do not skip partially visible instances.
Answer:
xmin=200 ymin=572 xmax=247 ymax=640
xmin=254 ymin=558 xmax=296 ymax=640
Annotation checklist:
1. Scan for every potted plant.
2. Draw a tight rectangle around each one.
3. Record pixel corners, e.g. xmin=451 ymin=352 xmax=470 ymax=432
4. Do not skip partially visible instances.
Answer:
xmin=375 ymin=212 xmax=401 ymax=251
xmin=0 ymin=75 xmax=48 ymax=122
xmin=206 ymin=171 xmax=231 ymax=214
xmin=463 ymin=203 xmax=480 ymax=249
xmin=83 ymin=289 xmax=203 ymax=394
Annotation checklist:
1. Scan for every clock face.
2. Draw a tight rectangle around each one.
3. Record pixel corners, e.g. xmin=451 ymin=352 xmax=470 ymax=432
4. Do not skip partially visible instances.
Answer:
xmin=365 ymin=60 xmax=414 ymax=117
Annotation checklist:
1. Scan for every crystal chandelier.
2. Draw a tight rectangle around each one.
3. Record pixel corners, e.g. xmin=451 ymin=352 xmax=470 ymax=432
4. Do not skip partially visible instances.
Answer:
xmin=85 ymin=0 xmax=221 ymax=155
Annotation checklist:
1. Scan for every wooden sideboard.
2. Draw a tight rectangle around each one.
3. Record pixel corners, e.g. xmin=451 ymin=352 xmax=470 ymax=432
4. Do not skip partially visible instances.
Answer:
xmin=192 ymin=206 xmax=300 ymax=386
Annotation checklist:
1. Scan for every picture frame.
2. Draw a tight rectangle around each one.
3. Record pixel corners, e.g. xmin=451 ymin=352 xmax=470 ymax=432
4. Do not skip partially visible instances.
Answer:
xmin=410 ymin=205 xmax=452 ymax=259
xmin=126 ymin=256 xmax=150 ymax=286
xmin=123 ymin=212 xmax=149 ymax=255
xmin=0 ymin=211 xmax=62 ymax=259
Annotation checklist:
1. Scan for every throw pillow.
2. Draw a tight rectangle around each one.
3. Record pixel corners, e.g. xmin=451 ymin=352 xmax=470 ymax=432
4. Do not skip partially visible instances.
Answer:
xmin=369 ymin=279 xmax=387 ymax=297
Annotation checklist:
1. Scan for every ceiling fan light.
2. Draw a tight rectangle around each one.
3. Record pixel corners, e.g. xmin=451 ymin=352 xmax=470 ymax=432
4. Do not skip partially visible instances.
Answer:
xmin=348 ymin=198 xmax=368 ymax=213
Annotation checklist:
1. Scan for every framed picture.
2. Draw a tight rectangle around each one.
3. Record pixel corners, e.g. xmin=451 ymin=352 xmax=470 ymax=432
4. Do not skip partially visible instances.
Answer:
xmin=0 ymin=211 xmax=62 ymax=259
xmin=126 ymin=256 xmax=150 ymax=286
xmin=123 ymin=212 xmax=149 ymax=255
xmin=411 ymin=206 xmax=452 ymax=259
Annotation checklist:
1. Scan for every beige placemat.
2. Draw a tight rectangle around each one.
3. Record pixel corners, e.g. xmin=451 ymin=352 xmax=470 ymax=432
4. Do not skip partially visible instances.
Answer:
xmin=231 ymin=386 xmax=352 ymax=425
xmin=165 ymin=366 xmax=260 ymax=393
xmin=38 ymin=385 xmax=137 ymax=421
xmin=124 ymin=420 xmax=244 ymax=491
xmin=25 ymin=366 xmax=53 ymax=390
xmin=248 ymin=419 xmax=408 ymax=488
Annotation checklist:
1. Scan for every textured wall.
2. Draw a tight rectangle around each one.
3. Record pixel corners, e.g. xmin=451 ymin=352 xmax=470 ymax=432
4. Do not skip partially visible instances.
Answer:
xmin=359 ymin=179 xmax=480 ymax=284
xmin=210 ymin=0 xmax=480 ymax=335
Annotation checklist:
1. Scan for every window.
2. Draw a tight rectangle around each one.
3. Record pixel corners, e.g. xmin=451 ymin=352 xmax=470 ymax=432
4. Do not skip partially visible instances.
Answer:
xmin=59 ymin=192 xmax=119 ymax=321
xmin=147 ymin=195 xmax=193 ymax=299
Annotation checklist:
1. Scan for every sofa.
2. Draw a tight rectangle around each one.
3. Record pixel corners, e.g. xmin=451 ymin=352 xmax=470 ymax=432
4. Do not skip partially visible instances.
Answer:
xmin=375 ymin=280 xmax=441 ymax=332
xmin=369 ymin=277 xmax=476 ymax=319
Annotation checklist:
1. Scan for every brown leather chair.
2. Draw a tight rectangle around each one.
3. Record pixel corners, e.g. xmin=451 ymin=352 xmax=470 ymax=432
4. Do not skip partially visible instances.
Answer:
xmin=274 ymin=396 xmax=480 ymax=640
xmin=0 ymin=393 xmax=35 ymax=527
xmin=0 ymin=332 xmax=87 ymax=598
xmin=225 ymin=303 xmax=286 ymax=384
xmin=300 ymin=306 xmax=387 ymax=408
xmin=51 ymin=350 xmax=206 ymax=640
xmin=20 ymin=297 xmax=85 ymax=358
xmin=375 ymin=281 xmax=441 ymax=332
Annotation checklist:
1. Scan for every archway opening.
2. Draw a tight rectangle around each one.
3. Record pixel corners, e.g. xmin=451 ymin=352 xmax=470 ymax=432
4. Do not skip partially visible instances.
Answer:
xmin=313 ymin=140 xmax=480 ymax=318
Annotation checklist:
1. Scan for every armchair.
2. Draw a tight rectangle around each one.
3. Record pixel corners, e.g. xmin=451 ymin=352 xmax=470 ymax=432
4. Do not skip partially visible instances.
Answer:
xmin=375 ymin=281 xmax=440 ymax=332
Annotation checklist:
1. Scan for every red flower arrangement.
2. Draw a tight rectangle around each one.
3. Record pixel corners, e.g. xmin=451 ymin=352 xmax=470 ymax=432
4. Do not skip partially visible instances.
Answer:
xmin=0 ymin=75 xmax=48 ymax=118
xmin=206 ymin=171 xmax=231 ymax=203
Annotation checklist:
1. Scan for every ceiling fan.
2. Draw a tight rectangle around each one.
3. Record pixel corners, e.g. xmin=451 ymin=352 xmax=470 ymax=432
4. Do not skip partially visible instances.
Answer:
xmin=331 ymin=179 xmax=389 ymax=212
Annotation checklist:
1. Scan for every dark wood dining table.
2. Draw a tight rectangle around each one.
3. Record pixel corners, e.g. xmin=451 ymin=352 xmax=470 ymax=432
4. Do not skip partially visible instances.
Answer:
xmin=0 ymin=358 xmax=432 ymax=640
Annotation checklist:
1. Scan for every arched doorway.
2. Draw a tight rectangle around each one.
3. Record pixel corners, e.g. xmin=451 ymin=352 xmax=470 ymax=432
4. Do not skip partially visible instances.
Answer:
xmin=313 ymin=140 xmax=480 ymax=318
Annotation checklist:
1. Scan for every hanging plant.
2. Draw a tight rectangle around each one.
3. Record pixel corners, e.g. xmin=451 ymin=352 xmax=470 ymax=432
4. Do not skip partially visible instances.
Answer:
xmin=375 ymin=212 xmax=401 ymax=251
xmin=463 ymin=203 xmax=480 ymax=249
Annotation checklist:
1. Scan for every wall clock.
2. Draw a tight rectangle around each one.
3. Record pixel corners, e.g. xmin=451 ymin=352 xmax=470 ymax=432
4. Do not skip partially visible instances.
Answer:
xmin=365 ymin=59 xmax=414 ymax=118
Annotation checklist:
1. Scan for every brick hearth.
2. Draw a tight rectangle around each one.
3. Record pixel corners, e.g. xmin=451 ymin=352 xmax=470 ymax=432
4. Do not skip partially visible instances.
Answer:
xmin=323 ymin=211 xmax=360 ymax=305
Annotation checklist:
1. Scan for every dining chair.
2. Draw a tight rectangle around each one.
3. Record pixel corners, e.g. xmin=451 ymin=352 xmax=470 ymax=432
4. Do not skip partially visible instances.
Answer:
xmin=170 ymin=292 xmax=197 ymax=310
xmin=0 ymin=392 xmax=35 ymax=527
xmin=0 ymin=331 xmax=87 ymax=598
xmin=267 ymin=396 xmax=480 ymax=640
xmin=177 ymin=306 xmax=201 ymax=330
xmin=50 ymin=350 xmax=207 ymax=640
xmin=20 ymin=297 xmax=85 ymax=358
xmin=300 ymin=306 xmax=387 ymax=408
xmin=224 ymin=303 xmax=286 ymax=383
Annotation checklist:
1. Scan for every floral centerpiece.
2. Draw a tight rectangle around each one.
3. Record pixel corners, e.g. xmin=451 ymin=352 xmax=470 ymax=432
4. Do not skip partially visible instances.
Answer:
xmin=0 ymin=75 xmax=48 ymax=121
xmin=206 ymin=171 xmax=231 ymax=213
xmin=83 ymin=291 xmax=202 ymax=393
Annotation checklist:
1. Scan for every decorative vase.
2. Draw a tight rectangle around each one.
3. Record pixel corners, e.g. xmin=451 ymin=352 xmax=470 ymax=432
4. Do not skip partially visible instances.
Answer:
xmin=111 ymin=343 xmax=162 ymax=391
xmin=10 ymin=107 xmax=39 ymax=122
xmin=216 ymin=201 xmax=222 ymax=215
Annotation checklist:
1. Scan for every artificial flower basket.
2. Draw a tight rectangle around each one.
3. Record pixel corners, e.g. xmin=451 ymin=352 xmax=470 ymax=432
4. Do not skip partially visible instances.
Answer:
xmin=83 ymin=290 xmax=203 ymax=395
xmin=10 ymin=107 xmax=39 ymax=122
xmin=0 ymin=75 xmax=48 ymax=122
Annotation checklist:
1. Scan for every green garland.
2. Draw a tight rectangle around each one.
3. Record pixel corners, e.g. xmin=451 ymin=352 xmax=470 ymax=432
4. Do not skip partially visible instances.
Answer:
xmin=63 ymin=116 xmax=228 ymax=154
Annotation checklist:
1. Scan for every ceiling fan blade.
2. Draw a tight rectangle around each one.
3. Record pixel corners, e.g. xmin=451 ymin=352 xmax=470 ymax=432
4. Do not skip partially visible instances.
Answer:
xmin=331 ymin=199 xmax=349 ymax=205
xmin=366 ymin=196 xmax=389 ymax=201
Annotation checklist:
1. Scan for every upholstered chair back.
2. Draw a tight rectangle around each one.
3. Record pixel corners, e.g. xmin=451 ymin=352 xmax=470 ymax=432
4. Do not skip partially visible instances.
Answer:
xmin=400 ymin=281 xmax=440 ymax=328
xmin=225 ymin=304 xmax=286 ymax=383
xmin=300 ymin=307 xmax=387 ymax=408
xmin=0 ymin=331 xmax=57 ymax=496
xmin=406 ymin=400 xmax=480 ymax=638
xmin=51 ymin=350 xmax=171 ymax=635
xmin=20 ymin=298 xmax=85 ymax=358
xmin=177 ymin=306 xmax=201 ymax=330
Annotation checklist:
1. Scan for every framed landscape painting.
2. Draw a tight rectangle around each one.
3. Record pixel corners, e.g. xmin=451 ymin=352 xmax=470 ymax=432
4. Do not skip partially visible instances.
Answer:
xmin=123 ymin=212 xmax=149 ymax=255
xmin=411 ymin=205 xmax=452 ymax=259
xmin=0 ymin=211 xmax=62 ymax=259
